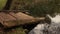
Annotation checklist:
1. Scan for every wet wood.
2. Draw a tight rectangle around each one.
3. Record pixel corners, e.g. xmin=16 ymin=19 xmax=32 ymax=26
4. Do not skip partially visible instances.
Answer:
xmin=0 ymin=11 xmax=45 ymax=28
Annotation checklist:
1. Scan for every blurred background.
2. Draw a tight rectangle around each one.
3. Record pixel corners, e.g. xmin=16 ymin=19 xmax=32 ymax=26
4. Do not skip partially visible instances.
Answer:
xmin=0 ymin=0 xmax=60 ymax=17
xmin=0 ymin=0 xmax=60 ymax=34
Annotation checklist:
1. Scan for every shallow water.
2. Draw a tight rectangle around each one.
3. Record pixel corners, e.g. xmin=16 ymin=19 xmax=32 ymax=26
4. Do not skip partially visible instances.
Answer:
xmin=28 ymin=23 xmax=49 ymax=34
xmin=28 ymin=14 xmax=60 ymax=34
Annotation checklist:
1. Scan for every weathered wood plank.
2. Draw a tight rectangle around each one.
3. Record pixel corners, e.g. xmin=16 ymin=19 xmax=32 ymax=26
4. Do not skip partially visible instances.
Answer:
xmin=0 ymin=11 xmax=45 ymax=28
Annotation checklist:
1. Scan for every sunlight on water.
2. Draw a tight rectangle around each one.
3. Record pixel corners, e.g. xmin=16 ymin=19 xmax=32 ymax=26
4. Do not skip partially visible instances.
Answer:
xmin=28 ymin=24 xmax=45 ymax=34
xmin=47 ymin=14 xmax=60 ymax=23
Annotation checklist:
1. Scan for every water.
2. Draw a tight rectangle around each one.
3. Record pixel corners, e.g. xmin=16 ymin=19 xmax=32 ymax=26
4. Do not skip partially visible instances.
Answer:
xmin=28 ymin=14 xmax=60 ymax=34
xmin=47 ymin=14 xmax=60 ymax=23
xmin=28 ymin=24 xmax=45 ymax=34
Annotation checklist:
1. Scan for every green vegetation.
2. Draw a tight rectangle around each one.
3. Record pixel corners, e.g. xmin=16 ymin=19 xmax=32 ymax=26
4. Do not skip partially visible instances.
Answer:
xmin=0 ymin=0 xmax=7 ymax=10
xmin=6 ymin=28 xmax=27 ymax=34
xmin=0 ymin=0 xmax=60 ymax=15
xmin=9 ymin=0 xmax=60 ymax=17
